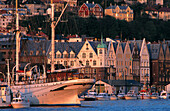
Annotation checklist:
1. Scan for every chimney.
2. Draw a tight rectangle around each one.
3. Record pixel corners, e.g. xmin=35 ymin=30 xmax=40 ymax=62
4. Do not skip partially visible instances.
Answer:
xmin=133 ymin=38 xmax=136 ymax=41
xmin=110 ymin=3 xmax=112 ymax=6
xmin=92 ymin=1 xmax=94 ymax=4
xmin=86 ymin=1 xmax=89 ymax=4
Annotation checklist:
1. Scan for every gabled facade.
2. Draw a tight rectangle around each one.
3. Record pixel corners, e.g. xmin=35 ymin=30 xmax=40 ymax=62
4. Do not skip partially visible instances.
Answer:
xmin=139 ymin=38 xmax=150 ymax=85
xmin=163 ymin=43 xmax=170 ymax=87
xmin=107 ymin=41 xmax=117 ymax=80
xmin=78 ymin=1 xmax=103 ymax=18
xmin=132 ymin=41 xmax=140 ymax=82
xmin=105 ymin=4 xmax=133 ymax=22
xmin=116 ymin=42 xmax=124 ymax=80
xmin=123 ymin=41 xmax=133 ymax=80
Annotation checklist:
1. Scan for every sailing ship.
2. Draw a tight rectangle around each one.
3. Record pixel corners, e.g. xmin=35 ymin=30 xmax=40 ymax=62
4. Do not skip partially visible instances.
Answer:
xmin=10 ymin=0 xmax=95 ymax=106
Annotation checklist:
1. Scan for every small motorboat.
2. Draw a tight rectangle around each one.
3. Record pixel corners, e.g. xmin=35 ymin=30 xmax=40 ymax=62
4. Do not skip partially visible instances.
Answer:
xmin=84 ymin=91 xmax=97 ymax=101
xmin=159 ymin=90 xmax=168 ymax=99
xmin=150 ymin=92 xmax=159 ymax=99
xmin=117 ymin=93 xmax=125 ymax=100
xmin=125 ymin=90 xmax=137 ymax=100
xmin=11 ymin=90 xmax=30 ymax=108
xmin=137 ymin=90 xmax=150 ymax=99
xmin=11 ymin=97 xmax=30 ymax=109
xmin=109 ymin=94 xmax=117 ymax=100
xmin=96 ymin=93 xmax=110 ymax=101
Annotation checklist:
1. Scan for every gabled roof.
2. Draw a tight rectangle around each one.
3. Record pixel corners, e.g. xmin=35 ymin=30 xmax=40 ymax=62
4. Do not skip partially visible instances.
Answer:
xmin=20 ymin=40 xmax=50 ymax=56
xmin=148 ymin=44 xmax=160 ymax=60
xmin=145 ymin=7 xmax=157 ymax=11
xmin=89 ymin=41 xmax=100 ymax=53
xmin=54 ymin=42 xmax=84 ymax=58
xmin=158 ymin=7 xmax=170 ymax=12
xmin=129 ymin=42 xmax=134 ymax=53
xmin=121 ymin=42 xmax=126 ymax=53
xmin=22 ymin=0 xmax=44 ymax=4
xmin=84 ymin=3 xmax=103 ymax=11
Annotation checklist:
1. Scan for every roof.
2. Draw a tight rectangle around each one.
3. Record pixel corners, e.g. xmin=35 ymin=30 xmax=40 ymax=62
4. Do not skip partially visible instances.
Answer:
xmin=84 ymin=3 xmax=103 ymax=11
xmin=145 ymin=7 xmax=157 ymax=11
xmin=20 ymin=40 xmax=51 ymax=56
xmin=54 ymin=42 xmax=85 ymax=58
xmin=148 ymin=44 xmax=160 ymax=60
xmin=158 ymin=7 xmax=170 ymax=12
xmin=102 ymin=80 xmax=143 ymax=87
xmin=22 ymin=0 xmax=44 ymax=4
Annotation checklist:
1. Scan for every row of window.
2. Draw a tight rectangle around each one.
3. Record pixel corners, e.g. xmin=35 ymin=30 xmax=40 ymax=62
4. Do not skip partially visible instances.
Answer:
xmin=56 ymin=60 xmax=97 ymax=66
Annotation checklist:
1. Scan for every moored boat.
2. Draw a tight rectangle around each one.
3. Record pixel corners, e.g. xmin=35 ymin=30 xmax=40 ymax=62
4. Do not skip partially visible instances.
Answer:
xmin=109 ymin=94 xmax=117 ymax=100
xmin=96 ymin=93 xmax=110 ymax=101
xmin=150 ymin=92 xmax=159 ymax=99
xmin=125 ymin=90 xmax=137 ymax=100
xmin=137 ymin=90 xmax=150 ymax=99
xmin=11 ymin=97 xmax=30 ymax=109
xmin=84 ymin=91 xmax=97 ymax=101
xmin=159 ymin=90 xmax=168 ymax=99
xmin=117 ymin=93 xmax=125 ymax=100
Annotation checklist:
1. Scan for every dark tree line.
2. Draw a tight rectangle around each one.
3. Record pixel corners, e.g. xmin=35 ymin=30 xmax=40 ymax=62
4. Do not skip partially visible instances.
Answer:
xmin=20 ymin=13 xmax=170 ymax=42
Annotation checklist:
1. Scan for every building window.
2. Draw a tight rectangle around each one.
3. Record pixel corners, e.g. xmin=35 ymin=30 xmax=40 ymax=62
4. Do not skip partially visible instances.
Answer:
xmin=57 ymin=61 xmax=60 ymax=64
xmin=70 ymin=61 xmax=74 ymax=66
xmin=64 ymin=54 xmax=68 ymax=58
xmin=70 ymin=54 xmax=74 ymax=58
xmin=89 ymin=53 xmax=93 ymax=58
xmin=36 ymin=51 xmax=39 ymax=55
xmin=57 ymin=54 xmax=61 ymax=58
xmin=99 ymin=49 xmax=102 ymax=54
xmin=93 ymin=60 xmax=96 ymax=66
xmin=86 ymin=60 xmax=89 ymax=66
xmin=64 ymin=61 xmax=67 ymax=66
xmin=30 ymin=51 xmax=33 ymax=55
xmin=82 ymin=53 xmax=86 ymax=58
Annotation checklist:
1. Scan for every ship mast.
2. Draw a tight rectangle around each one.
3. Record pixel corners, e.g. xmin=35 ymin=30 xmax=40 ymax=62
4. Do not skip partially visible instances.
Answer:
xmin=15 ymin=0 xmax=20 ymax=82
xmin=51 ymin=0 xmax=55 ymax=72
xmin=51 ymin=0 xmax=68 ymax=73
xmin=16 ymin=0 xmax=20 ymax=71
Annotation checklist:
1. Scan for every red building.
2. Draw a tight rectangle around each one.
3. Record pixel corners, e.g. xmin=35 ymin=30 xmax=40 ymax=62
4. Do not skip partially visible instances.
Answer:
xmin=78 ymin=1 xmax=103 ymax=18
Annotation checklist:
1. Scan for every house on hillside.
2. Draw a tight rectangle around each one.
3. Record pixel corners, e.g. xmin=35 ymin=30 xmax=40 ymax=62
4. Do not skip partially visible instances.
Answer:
xmin=105 ymin=4 xmax=133 ymax=22
xmin=78 ymin=1 xmax=103 ymax=18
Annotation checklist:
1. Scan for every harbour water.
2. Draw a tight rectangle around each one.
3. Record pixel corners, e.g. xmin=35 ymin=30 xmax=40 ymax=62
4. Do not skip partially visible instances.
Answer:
xmin=1 ymin=99 xmax=170 ymax=111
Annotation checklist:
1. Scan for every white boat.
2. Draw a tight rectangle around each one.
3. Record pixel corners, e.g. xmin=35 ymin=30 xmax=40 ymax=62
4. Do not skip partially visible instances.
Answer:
xmin=137 ymin=90 xmax=150 ymax=99
xmin=0 ymin=84 xmax=12 ymax=108
xmin=11 ymin=97 xmax=30 ymax=109
xmin=9 ymin=0 xmax=95 ymax=106
xmin=160 ymin=90 xmax=168 ymax=99
xmin=96 ymin=93 xmax=110 ymax=101
xmin=11 ymin=79 xmax=95 ymax=106
xmin=125 ymin=90 xmax=137 ymax=100
xmin=117 ymin=93 xmax=125 ymax=100
xmin=109 ymin=94 xmax=117 ymax=100
xmin=150 ymin=92 xmax=159 ymax=99
xmin=84 ymin=91 xmax=97 ymax=101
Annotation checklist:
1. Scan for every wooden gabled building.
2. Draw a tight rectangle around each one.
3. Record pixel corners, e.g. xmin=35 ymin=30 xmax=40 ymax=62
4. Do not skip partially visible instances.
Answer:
xmin=78 ymin=1 xmax=103 ymax=18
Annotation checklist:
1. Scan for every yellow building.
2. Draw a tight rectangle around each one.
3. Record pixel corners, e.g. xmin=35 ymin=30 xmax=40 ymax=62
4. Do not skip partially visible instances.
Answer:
xmin=105 ymin=4 xmax=134 ymax=22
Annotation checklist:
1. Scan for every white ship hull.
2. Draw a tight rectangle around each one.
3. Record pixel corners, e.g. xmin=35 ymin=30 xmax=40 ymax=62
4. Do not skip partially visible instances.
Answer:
xmin=11 ymin=79 xmax=95 ymax=106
